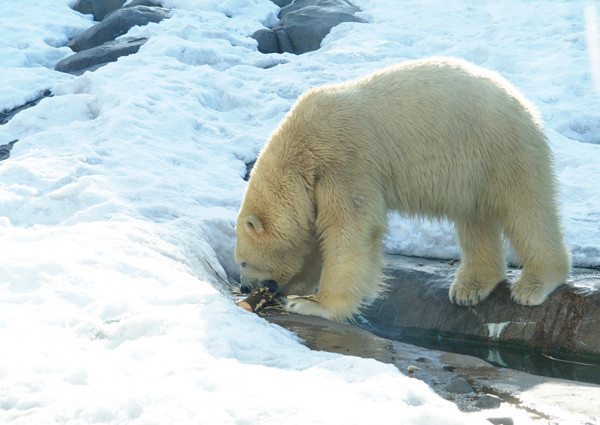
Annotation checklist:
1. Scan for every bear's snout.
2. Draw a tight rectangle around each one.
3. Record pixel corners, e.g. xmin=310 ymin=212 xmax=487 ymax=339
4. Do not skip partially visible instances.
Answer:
xmin=240 ymin=279 xmax=279 ymax=294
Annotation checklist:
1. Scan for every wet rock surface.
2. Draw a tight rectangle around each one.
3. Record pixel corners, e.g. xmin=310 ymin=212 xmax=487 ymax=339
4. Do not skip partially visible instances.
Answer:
xmin=445 ymin=377 xmax=474 ymax=393
xmin=476 ymin=394 xmax=502 ymax=409
xmin=263 ymin=310 xmax=600 ymax=424
xmin=253 ymin=0 xmax=366 ymax=54
xmin=362 ymin=255 xmax=600 ymax=374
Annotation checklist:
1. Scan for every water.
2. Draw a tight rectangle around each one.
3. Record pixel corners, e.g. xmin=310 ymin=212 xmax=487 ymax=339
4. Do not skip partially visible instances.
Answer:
xmin=366 ymin=327 xmax=600 ymax=386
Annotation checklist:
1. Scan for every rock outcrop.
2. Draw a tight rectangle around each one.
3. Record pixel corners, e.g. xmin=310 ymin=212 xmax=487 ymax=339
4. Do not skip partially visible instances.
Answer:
xmin=72 ymin=0 xmax=126 ymax=21
xmin=72 ymin=0 xmax=163 ymax=21
xmin=56 ymin=2 xmax=169 ymax=75
xmin=363 ymin=255 xmax=600 ymax=364
xmin=68 ymin=5 xmax=169 ymax=52
xmin=253 ymin=0 xmax=366 ymax=54
xmin=55 ymin=37 xmax=147 ymax=75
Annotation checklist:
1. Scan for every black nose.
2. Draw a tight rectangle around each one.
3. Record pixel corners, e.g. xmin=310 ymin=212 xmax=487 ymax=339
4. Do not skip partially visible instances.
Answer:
xmin=240 ymin=282 xmax=253 ymax=294
xmin=262 ymin=280 xmax=279 ymax=293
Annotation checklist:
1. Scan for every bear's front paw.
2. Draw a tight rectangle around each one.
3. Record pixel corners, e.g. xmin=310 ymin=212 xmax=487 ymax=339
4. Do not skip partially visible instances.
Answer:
xmin=449 ymin=279 xmax=495 ymax=306
xmin=281 ymin=296 xmax=337 ymax=321
xmin=510 ymin=279 xmax=549 ymax=305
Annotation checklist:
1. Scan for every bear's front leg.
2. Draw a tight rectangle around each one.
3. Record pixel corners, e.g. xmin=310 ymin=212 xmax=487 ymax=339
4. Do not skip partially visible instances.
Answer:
xmin=282 ymin=223 xmax=386 ymax=321
xmin=280 ymin=175 xmax=387 ymax=321
xmin=281 ymin=243 xmax=322 ymax=296
xmin=281 ymin=250 xmax=382 ymax=322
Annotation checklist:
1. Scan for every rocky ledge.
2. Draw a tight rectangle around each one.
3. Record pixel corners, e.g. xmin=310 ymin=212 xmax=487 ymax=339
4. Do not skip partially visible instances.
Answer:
xmin=361 ymin=255 xmax=600 ymax=375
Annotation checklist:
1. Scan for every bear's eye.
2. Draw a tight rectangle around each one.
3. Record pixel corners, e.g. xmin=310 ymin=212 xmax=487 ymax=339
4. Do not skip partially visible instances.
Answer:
xmin=241 ymin=262 xmax=247 ymax=268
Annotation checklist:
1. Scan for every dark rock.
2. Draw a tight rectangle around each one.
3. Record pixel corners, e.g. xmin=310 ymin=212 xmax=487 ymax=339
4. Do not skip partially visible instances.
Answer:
xmin=72 ymin=0 xmax=126 ymax=21
xmin=444 ymin=377 xmax=474 ymax=394
xmin=475 ymin=394 xmax=502 ymax=409
xmin=442 ymin=365 xmax=457 ymax=372
xmin=363 ymin=255 xmax=600 ymax=365
xmin=56 ymin=37 xmax=147 ymax=74
xmin=280 ymin=0 xmax=355 ymax=15
xmin=253 ymin=0 xmax=366 ymax=54
xmin=0 ymin=140 xmax=18 ymax=161
xmin=124 ymin=0 xmax=163 ymax=7
xmin=276 ymin=0 xmax=366 ymax=54
xmin=68 ymin=6 xmax=169 ymax=52
xmin=487 ymin=418 xmax=514 ymax=425
xmin=271 ymin=0 xmax=294 ymax=7
xmin=273 ymin=29 xmax=294 ymax=53
xmin=1 ymin=90 xmax=52 ymax=126
xmin=252 ymin=29 xmax=279 ymax=54
xmin=244 ymin=161 xmax=255 ymax=181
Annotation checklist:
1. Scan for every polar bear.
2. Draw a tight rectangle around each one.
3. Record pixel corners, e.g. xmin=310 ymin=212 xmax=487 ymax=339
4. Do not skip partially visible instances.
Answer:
xmin=235 ymin=57 xmax=571 ymax=322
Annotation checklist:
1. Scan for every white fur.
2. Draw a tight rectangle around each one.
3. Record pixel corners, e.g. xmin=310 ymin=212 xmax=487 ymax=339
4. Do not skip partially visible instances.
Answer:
xmin=235 ymin=57 xmax=571 ymax=322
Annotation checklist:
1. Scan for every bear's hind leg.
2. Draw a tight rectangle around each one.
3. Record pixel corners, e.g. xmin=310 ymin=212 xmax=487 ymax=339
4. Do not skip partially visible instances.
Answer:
xmin=503 ymin=204 xmax=571 ymax=305
xmin=450 ymin=220 xmax=506 ymax=306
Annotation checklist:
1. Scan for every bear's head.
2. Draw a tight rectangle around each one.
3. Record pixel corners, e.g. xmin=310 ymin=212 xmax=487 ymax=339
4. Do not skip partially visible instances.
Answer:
xmin=234 ymin=154 xmax=315 ymax=295
xmin=234 ymin=213 xmax=309 ymax=294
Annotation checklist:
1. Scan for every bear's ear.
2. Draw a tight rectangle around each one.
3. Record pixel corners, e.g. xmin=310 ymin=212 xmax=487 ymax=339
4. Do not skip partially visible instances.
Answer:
xmin=244 ymin=215 xmax=264 ymax=235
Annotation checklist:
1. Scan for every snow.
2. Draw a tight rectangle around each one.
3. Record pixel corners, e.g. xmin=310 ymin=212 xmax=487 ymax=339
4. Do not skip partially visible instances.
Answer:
xmin=0 ymin=0 xmax=599 ymax=423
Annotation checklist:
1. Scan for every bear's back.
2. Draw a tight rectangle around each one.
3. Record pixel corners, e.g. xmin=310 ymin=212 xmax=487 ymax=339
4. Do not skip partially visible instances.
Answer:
xmin=295 ymin=57 xmax=553 ymax=219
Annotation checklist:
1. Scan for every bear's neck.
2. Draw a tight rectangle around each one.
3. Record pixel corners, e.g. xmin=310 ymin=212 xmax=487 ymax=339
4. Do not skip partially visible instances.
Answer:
xmin=265 ymin=120 xmax=320 ymax=190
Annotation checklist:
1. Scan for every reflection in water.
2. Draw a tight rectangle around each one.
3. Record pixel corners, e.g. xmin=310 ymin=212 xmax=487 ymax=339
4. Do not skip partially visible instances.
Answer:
xmin=364 ymin=327 xmax=600 ymax=386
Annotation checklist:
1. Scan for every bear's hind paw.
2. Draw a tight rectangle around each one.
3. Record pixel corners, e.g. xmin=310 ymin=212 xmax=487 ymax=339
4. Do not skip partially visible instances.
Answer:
xmin=510 ymin=280 xmax=551 ymax=306
xmin=449 ymin=279 xmax=497 ymax=306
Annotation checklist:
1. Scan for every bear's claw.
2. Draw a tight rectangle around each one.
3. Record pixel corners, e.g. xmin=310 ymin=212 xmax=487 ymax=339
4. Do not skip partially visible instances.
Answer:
xmin=281 ymin=296 xmax=341 ymax=321
xmin=449 ymin=279 xmax=496 ymax=306
xmin=510 ymin=280 xmax=548 ymax=305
